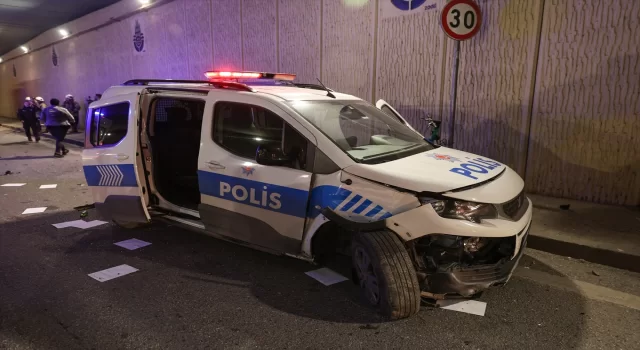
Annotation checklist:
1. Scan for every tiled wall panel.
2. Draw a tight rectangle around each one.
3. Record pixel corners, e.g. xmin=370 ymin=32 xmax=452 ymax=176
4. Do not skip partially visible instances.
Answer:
xmin=278 ymin=0 xmax=321 ymax=83
xmin=242 ymin=0 xmax=277 ymax=72
xmin=526 ymin=0 xmax=640 ymax=205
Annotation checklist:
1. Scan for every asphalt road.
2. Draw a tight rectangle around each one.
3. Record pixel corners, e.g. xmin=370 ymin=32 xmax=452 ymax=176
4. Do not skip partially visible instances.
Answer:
xmin=1 ymin=126 xmax=640 ymax=350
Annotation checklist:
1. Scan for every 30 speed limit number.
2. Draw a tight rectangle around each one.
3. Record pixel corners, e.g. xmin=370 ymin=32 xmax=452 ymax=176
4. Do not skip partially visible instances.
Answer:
xmin=441 ymin=0 xmax=482 ymax=41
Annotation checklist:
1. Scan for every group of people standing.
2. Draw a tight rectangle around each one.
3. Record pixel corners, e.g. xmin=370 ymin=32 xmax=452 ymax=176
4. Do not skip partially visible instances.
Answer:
xmin=17 ymin=94 xmax=85 ymax=157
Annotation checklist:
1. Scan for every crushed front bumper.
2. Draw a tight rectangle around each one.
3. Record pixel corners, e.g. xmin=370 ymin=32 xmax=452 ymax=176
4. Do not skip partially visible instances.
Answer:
xmin=423 ymin=227 xmax=529 ymax=298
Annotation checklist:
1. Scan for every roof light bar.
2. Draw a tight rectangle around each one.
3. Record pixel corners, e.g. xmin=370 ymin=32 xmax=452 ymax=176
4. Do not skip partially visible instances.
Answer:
xmin=204 ymin=71 xmax=296 ymax=81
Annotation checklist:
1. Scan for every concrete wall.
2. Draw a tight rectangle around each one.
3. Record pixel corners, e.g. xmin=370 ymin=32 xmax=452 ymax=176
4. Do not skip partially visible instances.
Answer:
xmin=0 ymin=0 xmax=638 ymax=205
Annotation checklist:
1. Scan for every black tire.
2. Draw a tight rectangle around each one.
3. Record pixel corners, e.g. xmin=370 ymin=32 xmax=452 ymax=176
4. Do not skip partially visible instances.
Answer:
xmin=351 ymin=230 xmax=420 ymax=320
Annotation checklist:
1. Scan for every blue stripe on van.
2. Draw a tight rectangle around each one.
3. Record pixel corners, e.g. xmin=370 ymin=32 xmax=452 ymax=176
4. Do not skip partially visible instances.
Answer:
xmin=365 ymin=205 xmax=384 ymax=218
xmin=340 ymin=194 xmax=362 ymax=212
xmin=198 ymin=170 xmax=310 ymax=218
xmin=352 ymin=199 xmax=372 ymax=214
xmin=83 ymin=164 xmax=138 ymax=187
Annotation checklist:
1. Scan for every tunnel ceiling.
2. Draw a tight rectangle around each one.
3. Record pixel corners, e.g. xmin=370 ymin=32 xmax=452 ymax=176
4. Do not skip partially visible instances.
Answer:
xmin=0 ymin=0 xmax=121 ymax=56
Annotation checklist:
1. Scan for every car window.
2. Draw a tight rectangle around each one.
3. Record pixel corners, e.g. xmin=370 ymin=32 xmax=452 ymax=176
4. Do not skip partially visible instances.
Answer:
xmin=380 ymin=105 xmax=404 ymax=124
xmin=287 ymin=100 xmax=433 ymax=164
xmin=89 ymin=102 xmax=130 ymax=147
xmin=212 ymin=102 xmax=310 ymax=170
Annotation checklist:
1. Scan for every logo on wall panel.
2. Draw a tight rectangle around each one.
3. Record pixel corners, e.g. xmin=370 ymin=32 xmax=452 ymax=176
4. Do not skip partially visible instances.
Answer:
xmin=382 ymin=0 xmax=436 ymax=19
xmin=133 ymin=20 xmax=145 ymax=53
xmin=52 ymin=46 xmax=58 ymax=67
xmin=391 ymin=0 xmax=428 ymax=10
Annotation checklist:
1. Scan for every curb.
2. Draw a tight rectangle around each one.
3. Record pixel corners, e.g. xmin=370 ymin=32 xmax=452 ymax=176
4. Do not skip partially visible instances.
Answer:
xmin=0 ymin=123 xmax=84 ymax=147
xmin=527 ymin=234 xmax=640 ymax=273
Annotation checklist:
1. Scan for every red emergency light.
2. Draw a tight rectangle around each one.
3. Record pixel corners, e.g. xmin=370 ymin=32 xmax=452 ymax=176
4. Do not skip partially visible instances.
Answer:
xmin=204 ymin=71 xmax=296 ymax=81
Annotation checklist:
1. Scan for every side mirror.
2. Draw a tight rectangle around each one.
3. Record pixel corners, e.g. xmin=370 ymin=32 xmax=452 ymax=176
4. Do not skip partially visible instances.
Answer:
xmin=256 ymin=145 xmax=289 ymax=166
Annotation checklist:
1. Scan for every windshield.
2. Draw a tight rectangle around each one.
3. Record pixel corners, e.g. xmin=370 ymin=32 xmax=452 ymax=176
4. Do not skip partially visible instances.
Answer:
xmin=288 ymin=100 xmax=434 ymax=164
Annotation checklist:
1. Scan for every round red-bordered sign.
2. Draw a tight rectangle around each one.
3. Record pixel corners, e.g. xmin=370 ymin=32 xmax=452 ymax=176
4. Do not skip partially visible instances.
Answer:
xmin=441 ymin=0 xmax=482 ymax=41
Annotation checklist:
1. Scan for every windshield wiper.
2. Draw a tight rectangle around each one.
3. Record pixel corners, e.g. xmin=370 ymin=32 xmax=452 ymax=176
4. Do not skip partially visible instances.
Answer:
xmin=361 ymin=144 xmax=423 ymax=160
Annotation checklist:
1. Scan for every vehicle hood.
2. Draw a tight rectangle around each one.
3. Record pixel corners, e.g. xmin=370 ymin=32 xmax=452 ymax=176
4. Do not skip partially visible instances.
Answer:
xmin=343 ymin=147 xmax=517 ymax=197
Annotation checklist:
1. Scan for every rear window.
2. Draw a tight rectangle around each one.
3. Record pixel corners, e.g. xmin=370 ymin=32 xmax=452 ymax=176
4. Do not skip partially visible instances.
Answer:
xmin=89 ymin=102 xmax=130 ymax=147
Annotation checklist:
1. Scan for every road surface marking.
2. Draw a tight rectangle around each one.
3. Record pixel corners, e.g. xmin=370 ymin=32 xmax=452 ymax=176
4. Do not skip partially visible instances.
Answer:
xmin=39 ymin=184 xmax=57 ymax=189
xmin=22 ymin=207 xmax=47 ymax=214
xmin=515 ymin=268 xmax=640 ymax=311
xmin=2 ymin=183 xmax=26 ymax=187
xmin=88 ymin=264 xmax=138 ymax=282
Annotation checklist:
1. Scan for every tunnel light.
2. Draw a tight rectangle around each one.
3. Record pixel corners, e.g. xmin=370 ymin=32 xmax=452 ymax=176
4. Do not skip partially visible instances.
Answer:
xmin=0 ymin=58 xmax=3 ymax=63
xmin=139 ymin=0 xmax=151 ymax=4
xmin=20 ymin=46 xmax=28 ymax=53
xmin=59 ymin=29 xmax=69 ymax=38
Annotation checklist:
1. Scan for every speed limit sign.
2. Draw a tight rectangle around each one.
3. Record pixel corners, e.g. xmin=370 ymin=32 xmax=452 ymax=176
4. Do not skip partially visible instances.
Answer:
xmin=441 ymin=0 xmax=482 ymax=41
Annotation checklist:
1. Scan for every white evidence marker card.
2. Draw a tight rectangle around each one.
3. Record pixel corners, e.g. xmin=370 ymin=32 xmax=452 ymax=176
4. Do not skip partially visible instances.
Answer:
xmin=22 ymin=207 xmax=47 ymax=214
xmin=114 ymin=238 xmax=152 ymax=250
xmin=52 ymin=220 xmax=108 ymax=229
xmin=437 ymin=300 xmax=487 ymax=316
xmin=88 ymin=264 xmax=138 ymax=282
xmin=305 ymin=267 xmax=349 ymax=286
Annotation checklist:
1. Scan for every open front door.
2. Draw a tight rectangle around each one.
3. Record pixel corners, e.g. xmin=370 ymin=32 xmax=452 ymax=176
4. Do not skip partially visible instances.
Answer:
xmin=82 ymin=92 xmax=151 ymax=225
xmin=375 ymin=99 xmax=421 ymax=135
xmin=197 ymin=93 xmax=316 ymax=254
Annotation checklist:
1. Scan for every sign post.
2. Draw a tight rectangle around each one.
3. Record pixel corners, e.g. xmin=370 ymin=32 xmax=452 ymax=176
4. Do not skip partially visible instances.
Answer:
xmin=440 ymin=0 xmax=482 ymax=147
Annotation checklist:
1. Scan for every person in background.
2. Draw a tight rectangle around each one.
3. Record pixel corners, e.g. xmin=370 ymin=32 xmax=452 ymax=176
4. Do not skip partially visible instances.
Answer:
xmin=33 ymin=96 xmax=47 ymax=133
xmin=42 ymin=98 xmax=75 ymax=158
xmin=85 ymin=93 xmax=102 ymax=106
xmin=63 ymin=94 xmax=81 ymax=133
xmin=17 ymin=97 xmax=40 ymax=142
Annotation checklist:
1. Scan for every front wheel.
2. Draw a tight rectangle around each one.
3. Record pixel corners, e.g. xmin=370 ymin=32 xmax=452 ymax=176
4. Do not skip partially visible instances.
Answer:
xmin=351 ymin=230 xmax=421 ymax=320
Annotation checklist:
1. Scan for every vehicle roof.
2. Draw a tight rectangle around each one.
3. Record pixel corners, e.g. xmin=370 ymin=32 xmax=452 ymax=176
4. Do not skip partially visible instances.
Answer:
xmin=99 ymin=82 xmax=361 ymax=102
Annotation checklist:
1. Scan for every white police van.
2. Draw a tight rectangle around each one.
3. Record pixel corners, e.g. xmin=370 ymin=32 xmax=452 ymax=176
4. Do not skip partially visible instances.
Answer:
xmin=82 ymin=71 xmax=531 ymax=319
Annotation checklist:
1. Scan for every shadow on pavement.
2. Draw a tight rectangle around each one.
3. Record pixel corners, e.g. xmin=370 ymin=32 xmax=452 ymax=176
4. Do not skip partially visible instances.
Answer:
xmin=0 ymin=210 xmax=589 ymax=349
xmin=0 ymin=155 xmax=55 ymax=160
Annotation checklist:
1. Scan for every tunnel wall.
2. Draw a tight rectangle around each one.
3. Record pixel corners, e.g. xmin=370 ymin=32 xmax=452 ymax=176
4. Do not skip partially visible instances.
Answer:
xmin=0 ymin=0 xmax=638 ymax=205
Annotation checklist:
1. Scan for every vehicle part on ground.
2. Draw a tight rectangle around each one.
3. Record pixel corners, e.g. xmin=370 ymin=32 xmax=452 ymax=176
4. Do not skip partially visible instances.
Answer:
xmin=351 ymin=230 xmax=420 ymax=320
xmin=112 ymin=219 xmax=146 ymax=229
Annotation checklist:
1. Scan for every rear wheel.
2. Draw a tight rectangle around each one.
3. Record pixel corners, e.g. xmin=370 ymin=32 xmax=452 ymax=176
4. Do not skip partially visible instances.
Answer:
xmin=351 ymin=230 xmax=420 ymax=320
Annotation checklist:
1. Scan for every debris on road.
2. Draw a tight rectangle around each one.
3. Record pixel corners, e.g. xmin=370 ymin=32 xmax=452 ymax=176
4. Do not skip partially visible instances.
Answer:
xmin=592 ymin=270 xmax=600 ymax=276
xmin=22 ymin=207 xmax=47 ymax=214
xmin=88 ymin=264 xmax=138 ymax=282
xmin=305 ymin=267 xmax=348 ymax=286
xmin=52 ymin=219 xmax=107 ymax=229
xmin=114 ymin=238 xmax=152 ymax=250
xmin=437 ymin=300 xmax=487 ymax=316
xmin=559 ymin=204 xmax=571 ymax=210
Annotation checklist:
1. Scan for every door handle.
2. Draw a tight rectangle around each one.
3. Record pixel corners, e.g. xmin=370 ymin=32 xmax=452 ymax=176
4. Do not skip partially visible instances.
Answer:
xmin=206 ymin=161 xmax=225 ymax=169
xmin=114 ymin=154 xmax=129 ymax=161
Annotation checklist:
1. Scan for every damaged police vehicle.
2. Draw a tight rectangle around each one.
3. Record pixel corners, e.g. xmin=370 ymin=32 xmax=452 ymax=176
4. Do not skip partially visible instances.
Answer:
xmin=82 ymin=71 xmax=531 ymax=319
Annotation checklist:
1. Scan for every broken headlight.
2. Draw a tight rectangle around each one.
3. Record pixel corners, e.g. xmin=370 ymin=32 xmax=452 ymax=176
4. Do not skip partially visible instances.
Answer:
xmin=420 ymin=198 xmax=497 ymax=223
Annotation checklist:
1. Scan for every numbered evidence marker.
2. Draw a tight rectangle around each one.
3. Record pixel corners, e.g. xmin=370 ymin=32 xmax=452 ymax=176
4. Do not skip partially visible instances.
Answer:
xmin=441 ymin=0 xmax=483 ymax=41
